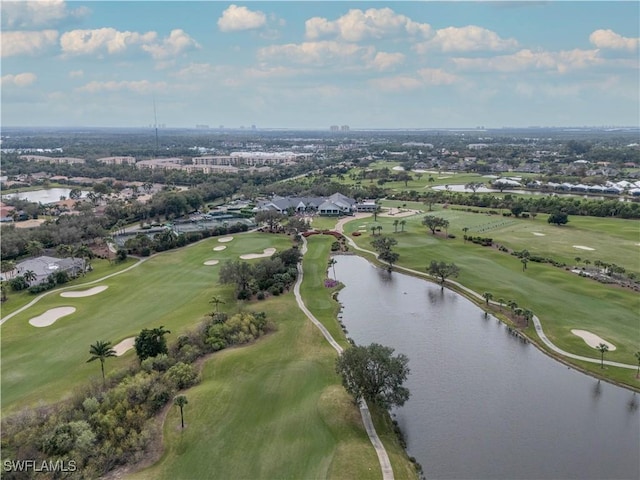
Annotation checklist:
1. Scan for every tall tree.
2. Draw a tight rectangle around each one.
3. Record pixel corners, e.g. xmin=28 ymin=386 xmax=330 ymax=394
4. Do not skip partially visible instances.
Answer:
xmin=87 ymin=340 xmax=117 ymax=386
xmin=134 ymin=326 xmax=171 ymax=361
xmin=328 ymin=257 xmax=337 ymax=279
xmin=255 ymin=210 xmax=285 ymax=232
xmin=371 ymin=236 xmax=399 ymax=272
xmin=548 ymin=211 xmax=569 ymax=226
xmin=393 ymin=219 xmax=399 ymax=233
xmin=399 ymin=219 xmax=406 ymax=232
xmin=174 ymin=395 xmax=188 ymax=429
xmin=482 ymin=292 xmax=493 ymax=305
xmin=635 ymin=351 xmax=640 ymax=377
xmin=210 ymin=295 xmax=225 ymax=313
xmin=422 ymin=215 xmax=449 ymax=235
xmin=426 ymin=260 xmax=459 ymax=288
xmin=335 ymin=343 xmax=410 ymax=409
xmin=26 ymin=240 xmax=44 ymax=258
xmin=596 ymin=343 xmax=609 ymax=368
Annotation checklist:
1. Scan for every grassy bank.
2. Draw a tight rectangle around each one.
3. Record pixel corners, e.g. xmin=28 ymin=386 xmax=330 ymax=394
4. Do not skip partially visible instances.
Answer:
xmin=130 ymin=235 xmax=417 ymax=479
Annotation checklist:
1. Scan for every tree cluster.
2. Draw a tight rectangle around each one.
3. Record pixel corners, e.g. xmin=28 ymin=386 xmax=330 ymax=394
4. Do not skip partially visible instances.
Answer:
xmin=218 ymin=247 xmax=301 ymax=299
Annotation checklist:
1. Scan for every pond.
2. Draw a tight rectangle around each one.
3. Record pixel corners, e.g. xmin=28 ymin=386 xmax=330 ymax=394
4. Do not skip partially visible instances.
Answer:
xmin=2 ymin=188 xmax=89 ymax=204
xmin=335 ymin=255 xmax=639 ymax=480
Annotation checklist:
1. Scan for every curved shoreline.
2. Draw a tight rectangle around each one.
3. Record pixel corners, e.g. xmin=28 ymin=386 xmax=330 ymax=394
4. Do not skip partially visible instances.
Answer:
xmin=334 ymin=216 xmax=639 ymax=391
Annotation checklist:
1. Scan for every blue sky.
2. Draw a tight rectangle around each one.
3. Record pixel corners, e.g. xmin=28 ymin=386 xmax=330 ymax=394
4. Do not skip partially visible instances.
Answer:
xmin=2 ymin=1 xmax=639 ymax=129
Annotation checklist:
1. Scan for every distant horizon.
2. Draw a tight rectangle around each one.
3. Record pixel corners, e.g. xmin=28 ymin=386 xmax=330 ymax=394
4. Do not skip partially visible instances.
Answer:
xmin=2 ymin=2 xmax=638 ymax=129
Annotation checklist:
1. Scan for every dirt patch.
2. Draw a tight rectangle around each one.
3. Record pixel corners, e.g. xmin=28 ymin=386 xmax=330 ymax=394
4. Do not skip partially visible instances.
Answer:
xmin=60 ymin=286 xmax=108 ymax=298
xmin=13 ymin=219 xmax=47 ymax=229
xmin=29 ymin=307 xmax=76 ymax=327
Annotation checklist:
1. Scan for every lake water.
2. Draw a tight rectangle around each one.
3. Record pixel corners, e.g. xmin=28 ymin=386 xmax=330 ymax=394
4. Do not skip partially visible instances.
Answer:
xmin=335 ymin=255 xmax=639 ymax=480
xmin=2 ymin=188 xmax=88 ymax=204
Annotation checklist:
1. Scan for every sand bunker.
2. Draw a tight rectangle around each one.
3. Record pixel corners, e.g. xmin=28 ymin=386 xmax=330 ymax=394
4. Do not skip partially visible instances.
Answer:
xmin=571 ymin=330 xmax=616 ymax=351
xmin=204 ymin=260 xmax=220 ymax=265
xmin=113 ymin=337 xmax=135 ymax=356
xmin=29 ymin=307 xmax=76 ymax=327
xmin=532 ymin=232 xmax=546 ymax=236
xmin=213 ymin=245 xmax=226 ymax=251
xmin=573 ymin=245 xmax=595 ymax=251
xmin=240 ymin=248 xmax=276 ymax=260
xmin=60 ymin=286 xmax=108 ymax=298
xmin=218 ymin=236 xmax=234 ymax=243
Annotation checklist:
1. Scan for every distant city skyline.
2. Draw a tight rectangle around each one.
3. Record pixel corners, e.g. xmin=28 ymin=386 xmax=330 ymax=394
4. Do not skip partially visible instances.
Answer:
xmin=2 ymin=1 xmax=639 ymax=129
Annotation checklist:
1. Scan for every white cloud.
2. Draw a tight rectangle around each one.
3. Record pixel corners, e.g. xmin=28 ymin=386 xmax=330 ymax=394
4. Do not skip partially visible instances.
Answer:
xmin=589 ymin=29 xmax=639 ymax=51
xmin=369 ymin=52 xmax=405 ymax=71
xmin=218 ymin=5 xmax=266 ymax=32
xmin=1 ymin=0 xmax=88 ymax=29
xmin=59 ymin=28 xmax=198 ymax=60
xmin=417 ymin=68 xmax=459 ymax=85
xmin=60 ymin=28 xmax=157 ymax=56
xmin=257 ymin=41 xmax=375 ymax=67
xmin=142 ymin=29 xmax=200 ymax=59
xmin=369 ymin=75 xmax=423 ymax=92
xmin=305 ymin=7 xmax=431 ymax=42
xmin=415 ymin=25 xmax=519 ymax=53
xmin=452 ymin=48 xmax=603 ymax=74
xmin=77 ymin=80 xmax=168 ymax=94
xmin=1 ymin=30 xmax=59 ymax=57
xmin=1 ymin=73 xmax=38 ymax=87
xmin=68 ymin=70 xmax=83 ymax=78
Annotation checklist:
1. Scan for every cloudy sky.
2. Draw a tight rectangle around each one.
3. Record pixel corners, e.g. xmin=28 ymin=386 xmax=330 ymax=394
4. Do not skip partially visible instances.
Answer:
xmin=2 ymin=1 xmax=639 ymax=129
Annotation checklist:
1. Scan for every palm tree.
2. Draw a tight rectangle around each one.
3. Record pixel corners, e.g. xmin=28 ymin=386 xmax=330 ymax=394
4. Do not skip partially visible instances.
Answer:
xmin=370 ymin=225 xmax=377 ymax=236
xmin=74 ymin=245 xmax=94 ymax=274
xmin=482 ymin=292 xmax=493 ymax=305
xmin=497 ymin=298 xmax=506 ymax=311
xmin=399 ymin=219 xmax=406 ymax=232
xmin=523 ymin=309 xmax=534 ymax=328
xmin=596 ymin=343 xmax=609 ymax=368
xmin=56 ymin=244 xmax=73 ymax=258
xmin=376 ymin=225 xmax=383 ymax=236
xmin=393 ymin=219 xmax=399 ymax=233
xmin=521 ymin=257 xmax=529 ymax=271
xmin=26 ymin=240 xmax=43 ymax=258
xmin=462 ymin=227 xmax=469 ymax=242
xmin=634 ymin=351 xmax=640 ymax=377
xmin=174 ymin=395 xmax=188 ymax=429
xmin=210 ymin=295 xmax=225 ymax=313
xmin=87 ymin=340 xmax=117 ymax=385
xmin=328 ymin=258 xmax=337 ymax=279
xmin=23 ymin=270 xmax=37 ymax=284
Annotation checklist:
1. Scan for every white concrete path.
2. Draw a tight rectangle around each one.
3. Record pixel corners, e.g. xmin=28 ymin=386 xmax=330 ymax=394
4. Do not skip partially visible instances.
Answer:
xmin=293 ymin=237 xmax=394 ymax=480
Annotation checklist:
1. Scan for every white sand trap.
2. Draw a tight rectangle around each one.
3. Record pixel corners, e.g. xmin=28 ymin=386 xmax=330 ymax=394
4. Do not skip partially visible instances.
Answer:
xmin=240 ymin=248 xmax=276 ymax=260
xmin=213 ymin=245 xmax=227 ymax=251
xmin=532 ymin=232 xmax=546 ymax=236
xmin=573 ymin=245 xmax=595 ymax=251
xmin=571 ymin=330 xmax=616 ymax=351
xmin=204 ymin=260 xmax=220 ymax=265
xmin=60 ymin=286 xmax=108 ymax=298
xmin=218 ymin=236 xmax=234 ymax=243
xmin=113 ymin=337 xmax=135 ymax=356
xmin=29 ymin=307 xmax=76 ymax=327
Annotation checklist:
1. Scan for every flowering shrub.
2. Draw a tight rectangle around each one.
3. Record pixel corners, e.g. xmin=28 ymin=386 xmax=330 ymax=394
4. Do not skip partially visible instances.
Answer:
xmin=324 ymin=279 xmax=338 ymax=288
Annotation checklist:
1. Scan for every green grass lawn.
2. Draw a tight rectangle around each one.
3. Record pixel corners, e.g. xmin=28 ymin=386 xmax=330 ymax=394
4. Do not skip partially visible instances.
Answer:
xmin=129 ymin=235 xmax=417 ymax=480
xmin=340 ymin=209 xmax=640 ymax=388
xmin=0 ymin=233 xmax=293 ymax=413
xmin=2 ymin=231 xmax=418 ymax=479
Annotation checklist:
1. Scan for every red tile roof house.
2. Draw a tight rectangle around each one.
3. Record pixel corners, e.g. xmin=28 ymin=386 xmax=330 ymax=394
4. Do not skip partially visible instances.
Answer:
xmin=0 ymin=204 xmax=16 ymax=222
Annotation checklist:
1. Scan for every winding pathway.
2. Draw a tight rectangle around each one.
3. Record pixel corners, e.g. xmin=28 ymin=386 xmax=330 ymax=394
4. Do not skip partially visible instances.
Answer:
xmin=293 ymin=236 xmax=394 ymax=480
xmin=335 ymin=216 xmax=638 ymax=372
